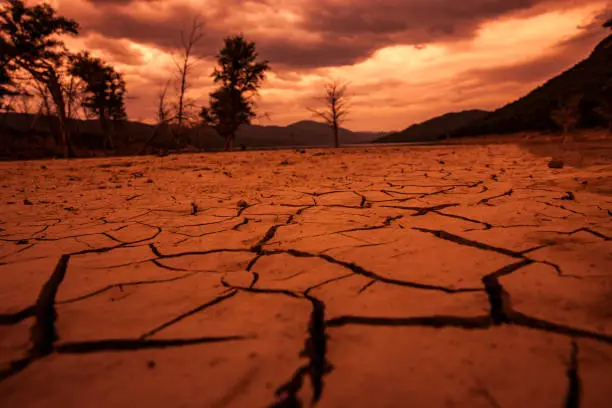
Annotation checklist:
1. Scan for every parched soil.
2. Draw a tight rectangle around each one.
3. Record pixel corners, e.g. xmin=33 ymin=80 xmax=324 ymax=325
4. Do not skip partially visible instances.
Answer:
xmin=0 ymin=141 xmax=611 ymax=407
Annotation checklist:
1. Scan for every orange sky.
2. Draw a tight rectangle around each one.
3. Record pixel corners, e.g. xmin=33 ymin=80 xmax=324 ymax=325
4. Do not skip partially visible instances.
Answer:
xmin=43 ymin=0 xmax=612 ymax=131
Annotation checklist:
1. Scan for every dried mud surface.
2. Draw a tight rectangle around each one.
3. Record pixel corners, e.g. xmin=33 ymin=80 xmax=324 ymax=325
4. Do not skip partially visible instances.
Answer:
xmin=0 ymin=142 xmax=611 ymax=407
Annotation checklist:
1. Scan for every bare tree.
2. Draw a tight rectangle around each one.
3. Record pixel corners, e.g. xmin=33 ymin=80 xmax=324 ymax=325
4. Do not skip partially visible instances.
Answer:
xmin=550 ymin=95 xmax=581 ymax=143
xmin=307 ymin=79 xmax=350 ymax=148
xmin=174 ymin=17 xmax=204 ymax=129
xmin=138 ymin=81 xmax=175 ymax=155
xmin=63 ymin=74 xmax=87 ymax=121
xmin=157 ymin=79 xmax=174 ymax=125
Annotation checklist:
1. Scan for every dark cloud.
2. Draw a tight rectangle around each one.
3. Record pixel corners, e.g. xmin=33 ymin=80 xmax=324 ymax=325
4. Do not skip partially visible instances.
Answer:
xmin=84 ymin=0 xmax=161 ymax=4
xmin=60 ymin=0 xmax=608 ymax=69
xmin=73 ymin=3 xmax=217 ymax=52
xmin=83 ymin=35 xmax=145 ymax=66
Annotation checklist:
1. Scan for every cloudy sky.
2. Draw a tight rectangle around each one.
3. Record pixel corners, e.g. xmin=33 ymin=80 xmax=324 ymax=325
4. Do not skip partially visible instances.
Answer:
xmin=43 ymin=0 xmax=612 ymax=131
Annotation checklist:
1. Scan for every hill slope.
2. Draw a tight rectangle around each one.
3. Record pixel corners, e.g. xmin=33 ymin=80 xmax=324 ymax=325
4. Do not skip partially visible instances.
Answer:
xmin=376 ymin=110 xmax=489 ymax=143
xmin=453 ymin=34 xmax=612 ymax=137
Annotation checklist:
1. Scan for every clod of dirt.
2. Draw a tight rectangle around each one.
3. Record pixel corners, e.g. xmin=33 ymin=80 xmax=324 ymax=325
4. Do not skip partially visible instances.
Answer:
xmin=279 ymin=160 xmax=292 ymax=165
xmin=561 ymin=192 xmax=575 ymax=201
xmin=237 ymin=199 xmax=249 ymax=208
xmin=438 ymin=160 xmax=445 ymax=165
xmin=147 ymin=360 xmax=156 ymax=369
xmin=548 ymin=159 xmax=565 ymax=169
xmin=23 ymin=199 xmax=33 ymax=205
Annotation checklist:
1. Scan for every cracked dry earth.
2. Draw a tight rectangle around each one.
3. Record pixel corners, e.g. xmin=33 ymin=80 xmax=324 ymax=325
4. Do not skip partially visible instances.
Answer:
xmin=0 ymin=143 xmax=612 ymax=408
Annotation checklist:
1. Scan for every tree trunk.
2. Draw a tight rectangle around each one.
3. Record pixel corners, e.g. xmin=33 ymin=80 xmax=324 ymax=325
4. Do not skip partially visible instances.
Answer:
xmin=99 ymin=112 xmax=114 ymax=150
xmin=178 ymin=59 xmax=187 ymax=129
xmin=333 ymin=123 xmax=339 ymax=148
xmin=47 ymin=76 xmax=73 ymax=158
xmin=224 ymin=134 xmax=234 ymax=152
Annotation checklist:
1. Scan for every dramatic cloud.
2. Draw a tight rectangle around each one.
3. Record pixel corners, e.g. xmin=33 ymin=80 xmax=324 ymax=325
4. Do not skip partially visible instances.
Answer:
xmin=24 ymin=0 xmax=612 ymax=130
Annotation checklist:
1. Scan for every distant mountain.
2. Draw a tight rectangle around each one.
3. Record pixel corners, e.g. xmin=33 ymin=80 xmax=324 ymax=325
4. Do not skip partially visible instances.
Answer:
xmin=452 ymin=34 xmax=612 ymax=137
xmin=235 ymin=120 xmax=386 ymax=147
xmin=0 ymin=113 xmax=387 ymax=159
xmin=375 ymin=110 xmax=489 ymax=143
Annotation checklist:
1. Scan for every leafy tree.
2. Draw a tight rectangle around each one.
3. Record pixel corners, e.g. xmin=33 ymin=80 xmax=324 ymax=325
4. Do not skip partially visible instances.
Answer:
xmin=0 ymin=0 xmax=79 ymax=157
xmin=308 ymin=79 xmax=350 ymax=148
xmin=69 ymin=51 xmax=127 ymax=149
xmin=200 ymin=35 xmax=270 ymax=151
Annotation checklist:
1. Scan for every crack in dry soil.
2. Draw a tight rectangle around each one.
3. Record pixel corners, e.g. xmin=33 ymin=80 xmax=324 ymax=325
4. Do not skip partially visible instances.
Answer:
xmin=1 ymin=144 xmax=611 ymax=407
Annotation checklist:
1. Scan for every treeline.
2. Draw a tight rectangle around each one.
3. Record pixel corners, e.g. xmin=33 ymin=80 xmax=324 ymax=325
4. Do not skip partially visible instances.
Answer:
xmin=0 ymin=0 xmax=274 ymax=156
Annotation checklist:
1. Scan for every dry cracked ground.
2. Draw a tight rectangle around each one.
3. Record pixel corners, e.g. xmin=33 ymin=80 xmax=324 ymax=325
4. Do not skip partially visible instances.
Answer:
xmin=0 ymin=142 xmax=611 ymax=407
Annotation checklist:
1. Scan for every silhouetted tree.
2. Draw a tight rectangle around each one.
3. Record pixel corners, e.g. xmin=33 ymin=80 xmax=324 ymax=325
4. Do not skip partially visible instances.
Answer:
xmin=0 ymin=65 xmax=18 ymax=110
xmin=174 ymin=17 xmax=204 ymax=129
xmin=157 ymin=79 xmax=174 ymax=125
xmin=550 ymin=95 xmax=582 ymax=142
xmin=200 ymin=35 xmax=270 ymax=151
xmin=1 ymin=30 xmax=17 ymax=110
xmin=308 ymin=79 xmax=350 ymax=148
xmin=0 ymin=31 xmax=21 ymax=112
xmin=0 ymin=0 xmax=79 ymax=157
xmin=63 ymin=72 xmax=87 ymax=120
xmin=138 ymin=80 xmax=174 ymax=155
xmin=0 ymin=65 xmax=16 ymax=134
xmin=69 ymin=51 xmax=127 ymax=149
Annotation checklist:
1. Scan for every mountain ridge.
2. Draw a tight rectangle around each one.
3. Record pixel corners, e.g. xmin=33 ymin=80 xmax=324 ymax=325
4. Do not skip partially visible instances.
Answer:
xmin=375 ymin=110 xmax=490 ymax=143
xmin=451 ymin=34 xmax=612 ymax=137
